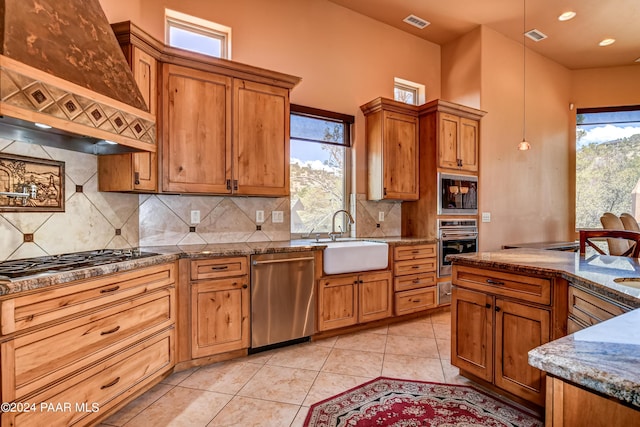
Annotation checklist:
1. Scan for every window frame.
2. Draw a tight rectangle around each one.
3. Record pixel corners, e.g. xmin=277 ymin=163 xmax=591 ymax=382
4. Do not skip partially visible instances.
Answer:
xmin=165 ymin=9 xmax=232 ymax=59
xmin=394 ymin=77 xmax=426 ymax=106
xmin=289 ymin=104 xmax=354 ymax=239
xmin=575 ymin=104 xmax=640 ymax=231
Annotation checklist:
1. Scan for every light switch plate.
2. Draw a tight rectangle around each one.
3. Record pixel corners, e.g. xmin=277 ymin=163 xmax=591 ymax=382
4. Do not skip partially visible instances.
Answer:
xmin=256 ymin=210 xmax=265 ymax=223
xmin=378 ymin=211 xmax=385 ymax=222
xmin=481 ymin=212 xmax=491 ymax=223
xmin=272 ymin=211 xmax=284 ymax=223
xmin=190 ymin=210 xmax=201 ymax=224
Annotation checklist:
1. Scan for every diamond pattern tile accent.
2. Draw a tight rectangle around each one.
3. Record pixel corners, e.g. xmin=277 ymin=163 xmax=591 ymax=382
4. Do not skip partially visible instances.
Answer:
xmin=0 ymin=65 xmax=156 ymax=147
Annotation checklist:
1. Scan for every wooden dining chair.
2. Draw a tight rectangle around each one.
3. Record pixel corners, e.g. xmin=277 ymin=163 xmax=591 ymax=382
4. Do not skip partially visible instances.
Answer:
xmin=599 ymin=213 xmax=631 ymax=256
xmin=620 ymin=213 xmax=640 ymax=232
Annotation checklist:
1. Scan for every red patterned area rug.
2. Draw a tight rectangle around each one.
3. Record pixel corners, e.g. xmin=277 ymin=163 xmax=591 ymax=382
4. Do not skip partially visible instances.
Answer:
xmin=304 ymin=377 xmax=543 ymax=427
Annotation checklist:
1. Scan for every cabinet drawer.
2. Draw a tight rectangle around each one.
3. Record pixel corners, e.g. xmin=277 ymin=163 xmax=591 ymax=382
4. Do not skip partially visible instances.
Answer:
xmin=568 ymin=286 xmax=629 ymax=327
xmin=190 ymin=257 xmax=248 ymax=280
xmin=4 ymin=329 xmax=173 ymax=427
xmin=1 ymin=263 xmax=175 ymax=335
xmin=395 ymin=287 xmax=437 ymax=315
xmin=453 ymin=265 xmax=551 ymax=305
xmin=7 ymin=288 xmax=174 ymax=400
xmin=394 ymin=258 xmax=436 ymax=276
xmin=394 ymin=244 xmax=436 ymax=261
xmin=394 ymin=273 xmax=436 ymax=292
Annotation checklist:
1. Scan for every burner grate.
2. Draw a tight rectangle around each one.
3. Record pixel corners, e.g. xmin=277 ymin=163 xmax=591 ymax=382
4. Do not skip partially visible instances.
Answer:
xmin=0 ymin=249 xmax=159 ymax=279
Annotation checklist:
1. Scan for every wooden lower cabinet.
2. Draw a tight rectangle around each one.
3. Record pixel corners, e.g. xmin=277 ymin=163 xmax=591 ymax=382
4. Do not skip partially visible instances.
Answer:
xmin=191 ymin=277 xmax=250 ymax=358
xmin=546 ymin=376 xmax=640 ymax=426
xmin=0 ymin=263 xmax=176 ymax=426
xmin=392 ymin=244 xmax=438 ymax=316
xmin=189 ymin=257 xmax=250 ymax=359
xmin=318 ymin=271 xmax=392 ymax=331
xmin=452 ymin=265 xmax=553 ymax=407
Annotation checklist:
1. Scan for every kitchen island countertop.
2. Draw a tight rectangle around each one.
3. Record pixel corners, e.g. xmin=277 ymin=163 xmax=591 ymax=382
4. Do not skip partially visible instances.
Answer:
xmin=449 ymin=248 xmax=640 ymax=409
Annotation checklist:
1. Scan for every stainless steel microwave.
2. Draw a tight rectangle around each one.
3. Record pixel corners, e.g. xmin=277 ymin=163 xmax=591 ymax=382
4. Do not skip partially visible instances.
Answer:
xmin=438 ymin=173 xmax=478 ymax=215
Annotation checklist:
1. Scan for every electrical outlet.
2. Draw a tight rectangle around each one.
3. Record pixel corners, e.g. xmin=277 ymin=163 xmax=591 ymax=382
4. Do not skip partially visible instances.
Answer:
xmin=272 ymin=211 xmax=284 ymax=223
xmin=378 ymin=211 xmax=385 ymax=222
xmin=482 ymin=212 xmax=491 ymax=223
xmin=256 ymin=210 xmax=265 ymax=223
xmin=190 ymin=210 xmax=201 ymax=224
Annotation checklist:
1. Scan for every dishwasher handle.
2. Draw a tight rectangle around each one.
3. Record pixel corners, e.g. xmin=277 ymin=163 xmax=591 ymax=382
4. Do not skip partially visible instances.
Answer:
xmin=252 ymin=256 xmax=315 ymax=266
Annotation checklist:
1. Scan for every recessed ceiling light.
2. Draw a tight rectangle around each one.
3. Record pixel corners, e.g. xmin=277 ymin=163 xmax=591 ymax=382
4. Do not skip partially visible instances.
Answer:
xmin=34 ymin=122 xmax=52 ymax=129
xmin=599 ymin=38 xmax=616 ymax=47
xmin=558 ymin=11 xmax=577 ymax=21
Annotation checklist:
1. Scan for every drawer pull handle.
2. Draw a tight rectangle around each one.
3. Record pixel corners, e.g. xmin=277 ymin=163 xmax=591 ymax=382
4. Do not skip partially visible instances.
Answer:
xmin=486 ymin=279 xmax=505 ymax=286
xmin=411 ymin=266 xmax=420 ymax=269
xmin=411 ymin=250 xmax=420 ymax=254
xmin=413 ymin=299 xmax=421 ymax=303
xmin=412 ymin=279 xmax=421 ymax=284
xmin=100 ymin=326 xmax=121 ymax=336
xmin=101 ymin=377 xmax=121 ymax=390
xmin=100 ymin=286 xmax=120 ymax=294
xmin=211 ymin=266 xmax=229 ymax=271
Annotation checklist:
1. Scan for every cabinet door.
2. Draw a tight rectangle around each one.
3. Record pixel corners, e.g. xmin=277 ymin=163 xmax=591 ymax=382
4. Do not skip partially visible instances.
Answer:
xmin=359 ymin=271 xmax=393 ymax=323
xmin=459 ymin=118 xmax=479 ymax=172
xmin=233 ymin=79 xmax=289 ymax=196
xmin=162 ymin=64 xmax=232 ymax=193
xmin=191 ymin=277 xmax=250 ymax=358
xmin=451 ymin=286 xmax=493 ymax=381
xmin=383 ymin=111 xmax=418 ymax=200
xmin=318 ymin=276 xmax=358 ymax=331
xmin=438 ymin=113 xmax=460 ymax=170
xmin=495 ymin=298 xmax=549 ymax=406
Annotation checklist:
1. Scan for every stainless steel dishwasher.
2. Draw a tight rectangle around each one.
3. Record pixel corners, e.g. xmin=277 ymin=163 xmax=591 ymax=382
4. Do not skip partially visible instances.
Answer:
xmin=250 ymin=251 xmax=315 ymax=349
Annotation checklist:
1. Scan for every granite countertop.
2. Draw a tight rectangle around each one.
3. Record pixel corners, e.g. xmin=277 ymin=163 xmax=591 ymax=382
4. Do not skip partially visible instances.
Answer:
xmin=449 ymin=248 xmax=640 ymax=408
xmin=0 ymin=237 xmax=436 ymax=296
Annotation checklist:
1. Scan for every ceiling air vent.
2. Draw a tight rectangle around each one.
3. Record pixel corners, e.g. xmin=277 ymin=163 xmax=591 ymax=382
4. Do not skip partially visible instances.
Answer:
xmin=524 ymin=29 xmax=548 ymax=42
xmin=403 ymin=14 xmax=430 ymax=29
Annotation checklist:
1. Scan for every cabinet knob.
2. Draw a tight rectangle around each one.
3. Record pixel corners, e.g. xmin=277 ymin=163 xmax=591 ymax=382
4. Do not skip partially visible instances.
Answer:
xmin=485 ymin=303 xmax=491 ymax=309
xmin=495 ymin=306 xmax=501 ymax=312
xmin=242 ymin=284 xmax=248 ymax=289
xmin=134 ymin=172 xmax=140 ymax=185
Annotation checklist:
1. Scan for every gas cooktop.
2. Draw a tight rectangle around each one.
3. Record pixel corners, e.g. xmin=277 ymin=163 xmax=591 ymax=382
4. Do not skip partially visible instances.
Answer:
xmin=0 ymin=249 xmax=159 ymax=279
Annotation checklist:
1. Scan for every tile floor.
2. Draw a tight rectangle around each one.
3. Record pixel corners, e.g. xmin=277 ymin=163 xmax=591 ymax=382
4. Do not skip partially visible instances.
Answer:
xmin=100 ymin=310 xmax=471 ymax=427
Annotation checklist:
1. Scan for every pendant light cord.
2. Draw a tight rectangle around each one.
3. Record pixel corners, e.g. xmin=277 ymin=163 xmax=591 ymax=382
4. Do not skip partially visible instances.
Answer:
xmin=523 ymin=0 xmax=526 ymax=140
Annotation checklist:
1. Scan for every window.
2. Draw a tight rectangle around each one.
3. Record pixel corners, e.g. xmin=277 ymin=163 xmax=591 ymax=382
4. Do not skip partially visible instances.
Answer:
xmin=290 ymin=105 xmax=354 ymax=237
xmin=394 ymin=77 xmax=425 ymax=106
xmin=576 ymin=106 xmax=640 ymax=229
xmin=165 ymin=9 xmax=231 ymax=59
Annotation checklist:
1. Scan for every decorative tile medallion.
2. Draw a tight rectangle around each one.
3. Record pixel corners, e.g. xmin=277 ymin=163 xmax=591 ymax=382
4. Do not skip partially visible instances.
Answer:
xmin=0 ymin=153 xmax=65 ymax=212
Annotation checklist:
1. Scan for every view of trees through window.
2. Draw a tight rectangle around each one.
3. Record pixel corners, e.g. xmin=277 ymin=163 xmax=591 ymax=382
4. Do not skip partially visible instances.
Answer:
xmin=290 ymin=107 xmax=352 ymax=236
xmin=576 ymin=108 xmax=640 ymax=229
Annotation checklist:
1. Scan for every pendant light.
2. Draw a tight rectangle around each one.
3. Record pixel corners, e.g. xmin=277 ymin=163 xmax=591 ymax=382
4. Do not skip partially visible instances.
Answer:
xmin=518 ymin=0 xmax=531 ymax=151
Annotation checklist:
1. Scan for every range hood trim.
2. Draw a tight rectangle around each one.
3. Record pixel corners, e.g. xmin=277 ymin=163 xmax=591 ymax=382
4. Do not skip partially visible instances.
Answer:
xmin=0 ymin=54 xmax=156 ymax=153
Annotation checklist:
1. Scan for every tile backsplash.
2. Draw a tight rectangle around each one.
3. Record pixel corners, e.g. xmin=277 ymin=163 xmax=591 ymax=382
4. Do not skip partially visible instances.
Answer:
xmin=0 ymin=140 xmax=402 ymax=260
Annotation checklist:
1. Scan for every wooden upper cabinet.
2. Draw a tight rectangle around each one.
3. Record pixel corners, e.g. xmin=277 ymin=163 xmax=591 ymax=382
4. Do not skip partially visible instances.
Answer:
xmin=361 ymin=98 xmax=419 ymax=201
xmin=98 ymin=22 xmax=300 ymax=196
xmin=162 ymin=64 xmax=232 ymax=194
xmin=233 ymin=80 xmax=290 ymax=196
xmin=437 ymin=112 xmax=480 ymax=173
xmin=98 ymin=27 xmax=159 ymax=192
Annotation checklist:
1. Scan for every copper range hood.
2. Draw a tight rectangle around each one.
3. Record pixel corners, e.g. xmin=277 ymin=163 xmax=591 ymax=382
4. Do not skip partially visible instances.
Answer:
xmin=0 ymin=0 xmax=156 ymax=154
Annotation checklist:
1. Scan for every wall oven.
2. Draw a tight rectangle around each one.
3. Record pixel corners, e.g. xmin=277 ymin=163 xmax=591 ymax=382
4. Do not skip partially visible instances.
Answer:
xmin=438 ymin=219 xmax=478 ymax=277
xmin=438 ymin=173 xmax=478 ymax=215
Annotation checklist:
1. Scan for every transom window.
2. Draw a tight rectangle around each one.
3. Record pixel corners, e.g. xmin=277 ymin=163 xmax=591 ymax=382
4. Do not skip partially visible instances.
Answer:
xmin=394 ymin=77 xmax=425 ymax=106
xmin=165 ymin=9 xmax=231 ymax=59
xmin=576 ymin=106 xmax=640 ymax=229
xmin=290 ymin=105 xmax=353 ymax=236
